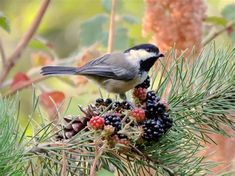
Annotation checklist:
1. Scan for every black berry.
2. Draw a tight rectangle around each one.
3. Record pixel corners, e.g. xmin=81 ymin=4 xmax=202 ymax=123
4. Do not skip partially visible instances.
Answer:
xmin=122 ymin=101 xmax=132 ymax=110
xmin=142 ymin=119 xmax=164 ymax=140
xmin=112 ymin=101 xmax=122 ymax=111
xmin=95 ymin=98 xmax=104 ymax=107
xmin=104 ymin=114 xmax=122 ymax=132
xmin=155 ymin=102 xmax=166 ymax=114
xmin=145 ymin=101 xmax=157 ymax=118
xmin=146 ymin=91 xmax=160 ymax=102
xmin=104 ymin=98 xmax=112 ymax=106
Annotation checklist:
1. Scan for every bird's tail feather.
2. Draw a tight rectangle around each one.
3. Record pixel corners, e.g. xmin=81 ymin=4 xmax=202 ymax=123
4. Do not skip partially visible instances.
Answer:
xmin=41 ymin=66 xmax=78 ymax=76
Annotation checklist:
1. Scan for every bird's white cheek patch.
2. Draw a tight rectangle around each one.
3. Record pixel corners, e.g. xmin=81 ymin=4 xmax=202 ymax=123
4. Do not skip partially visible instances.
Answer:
xmin=128 ymin=50 xmax=156 ymax=60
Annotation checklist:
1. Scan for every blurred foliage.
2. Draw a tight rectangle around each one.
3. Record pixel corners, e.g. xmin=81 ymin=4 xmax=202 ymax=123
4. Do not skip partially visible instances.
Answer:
xmin=0 ymin=11 xmax=10 ymax=32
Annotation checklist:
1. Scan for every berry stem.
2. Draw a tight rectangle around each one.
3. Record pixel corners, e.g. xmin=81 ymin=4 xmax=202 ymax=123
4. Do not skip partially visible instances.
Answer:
xmin=90 ymin=141 xmax=107 ymax=176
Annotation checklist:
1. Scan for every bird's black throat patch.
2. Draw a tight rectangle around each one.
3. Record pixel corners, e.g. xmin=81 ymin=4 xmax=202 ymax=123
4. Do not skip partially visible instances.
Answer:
xmin=140 ymin=56 xmax=159 ymax=72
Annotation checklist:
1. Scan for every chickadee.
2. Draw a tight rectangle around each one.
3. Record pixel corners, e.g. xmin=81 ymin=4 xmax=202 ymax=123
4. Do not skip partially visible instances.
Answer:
xmin=41 ymin=44 xmax=164 ymax=99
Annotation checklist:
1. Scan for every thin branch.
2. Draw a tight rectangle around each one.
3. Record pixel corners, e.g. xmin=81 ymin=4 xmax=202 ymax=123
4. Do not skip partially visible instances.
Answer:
xmin=203 ymin=19 xmax=235 ymax=46
xmin=107 ymin=0 xmax=116 ymax=54
xmin=90 ymin=141 xmax=107 ymax=176
xmin=0 ymin=0 xmax=51 ymax=85
xmin=0 ymin=39 xmax=6 ymax=66
xmin=61 ymin=145 xmax=67 ymax=176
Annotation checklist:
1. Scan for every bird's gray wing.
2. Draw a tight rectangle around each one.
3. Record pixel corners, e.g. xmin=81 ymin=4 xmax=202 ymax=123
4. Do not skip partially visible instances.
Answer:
xmin=76 ymin=54 xmax=136 ymax=80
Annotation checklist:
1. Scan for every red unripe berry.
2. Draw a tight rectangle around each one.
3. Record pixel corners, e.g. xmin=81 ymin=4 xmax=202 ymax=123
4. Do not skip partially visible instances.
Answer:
xmin=131 ymin=108 xmax=145 ymax=122
xmin=89 ymin=116 xmax=104 ymax=130
xmin=133 ymin=88 xmax=147 ymax=101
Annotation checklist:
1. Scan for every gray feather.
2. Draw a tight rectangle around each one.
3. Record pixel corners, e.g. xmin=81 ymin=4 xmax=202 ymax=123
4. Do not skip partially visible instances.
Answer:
xmin=41 ymin=66 xmax=78 ymax=75
xmin=41 ymin=53 xmax=137 ymax=81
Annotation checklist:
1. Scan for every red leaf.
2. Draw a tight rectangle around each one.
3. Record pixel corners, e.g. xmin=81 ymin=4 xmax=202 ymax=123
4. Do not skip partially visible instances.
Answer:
xmin=39 ymin=91 xmax=65 ymax=120
xmin=11 ymin=72 xmax=31 ymax=90
xmin=39 ymin=91 xmax=65 ymax=109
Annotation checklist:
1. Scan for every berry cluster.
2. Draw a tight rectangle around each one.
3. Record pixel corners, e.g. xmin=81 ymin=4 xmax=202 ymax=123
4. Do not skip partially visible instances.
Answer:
xmin=133 ymin=77 xmax=173 ymax=141
xmin=56 ymin=75 xmax=173 ymax=148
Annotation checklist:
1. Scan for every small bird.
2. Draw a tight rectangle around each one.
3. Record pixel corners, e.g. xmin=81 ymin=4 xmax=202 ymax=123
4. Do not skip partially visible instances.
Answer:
xmin=41 ymin=44 xmax=164 ymax=99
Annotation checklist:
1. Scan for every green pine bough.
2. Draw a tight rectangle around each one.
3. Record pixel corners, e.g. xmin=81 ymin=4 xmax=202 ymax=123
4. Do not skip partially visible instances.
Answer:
xmin=1 ymin=46 xmax=235 ymax=176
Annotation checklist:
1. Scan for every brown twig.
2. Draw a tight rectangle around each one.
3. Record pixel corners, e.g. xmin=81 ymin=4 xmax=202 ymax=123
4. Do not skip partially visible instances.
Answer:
xmin=0 ymin=0 xmax=51 ymax=85
xmin=107 ymin=0 xmax=116 ymax=54
xmin=90 ymin=141 xmax=107 ymax=176
xmin=203 ymin=19 xmax=235 ymax=46
xmin=0 ymin=39 xmax=6 ymax=66
xmin=61 ymin=144 xmax=67 ymax=176
xmin=3 ymin=76 xmax=49 ymax=97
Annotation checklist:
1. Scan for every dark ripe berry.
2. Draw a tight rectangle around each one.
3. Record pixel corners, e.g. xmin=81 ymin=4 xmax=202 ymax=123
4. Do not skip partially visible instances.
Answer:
xmin=155 ymin=102 xmax=166 ymax=114
xmin=146 ymin=91 xmax=156 ymax=101
xmin=162 ymin=112 xmax=173 ymax=130
xmin=112 ymin=101 xmax=122 ymax=111
xmin=95 ymin=98 xmax=104 ymax=107
xmin=131 ymin=108 xmax=145 ymax=122
xmin=89 ymin=116 xmax=105 ymax=130
xmin=135 ymin=76 xmax=150 ymax=89
xmin=146 ymin=91 xmax=161 ymax=102
xmin=122 ymin=101 xmax=132 ymax=110
xmin=142 ymin=119 xmax=164 ymax=140
xmin=145 ymin=101 xmax=157 ymax=118
xmin=104 ymin=114 xmax=122 ymax=132
xmin=133 ymin=87 xmax=147 ymax=101
xmin=104 ymin=98 xmax=112 ymax=106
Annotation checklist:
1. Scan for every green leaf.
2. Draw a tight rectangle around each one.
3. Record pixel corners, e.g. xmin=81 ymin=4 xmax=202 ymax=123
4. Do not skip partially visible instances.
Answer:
xmin=101 ymin=0 xmax=123 ymax=13
xmin=122 ymin=15 xmax=139 ymax=24
xmin=79 ymin=14 xmax=108 ymax=47
xmin=29 ymin=39 xmax=49 ymax=50
xmin=101 ymin=27 xmax=129 ymax=50
xmin=97 ymin=168 xmax=114 ymax=176
xmin=204 ymin=16 xmax=228 ymax=26
xmin=222 ymin=3 xmax=235 ymax=20
xmin=0 ymin=12 xmax=10 ymax=32
xmin=113 ymin=27 xmax=129 ymax=50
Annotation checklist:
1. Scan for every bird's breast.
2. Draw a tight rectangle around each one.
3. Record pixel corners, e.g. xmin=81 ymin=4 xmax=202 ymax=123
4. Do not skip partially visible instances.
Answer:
xmin=100 ymin=72 xmax=148 ymax=94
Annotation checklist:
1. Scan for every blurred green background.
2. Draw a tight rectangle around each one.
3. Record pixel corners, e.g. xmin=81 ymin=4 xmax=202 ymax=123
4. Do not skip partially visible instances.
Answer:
xmin=1 ymin=0 xmax=235 ymax=125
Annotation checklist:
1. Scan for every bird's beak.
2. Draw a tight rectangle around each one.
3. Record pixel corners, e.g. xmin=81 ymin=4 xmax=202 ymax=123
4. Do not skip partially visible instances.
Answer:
xmin=157 ymin=53 xmax=164 ymax=58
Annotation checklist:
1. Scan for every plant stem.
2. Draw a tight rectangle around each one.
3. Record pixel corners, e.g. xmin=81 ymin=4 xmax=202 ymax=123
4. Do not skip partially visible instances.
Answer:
xmin=90 ymin=141 xmax=107 ymax=176
xmin=107 ymin=0 xmax=116 ymax=54
xmin=61 ymin=144 xmax=67 ymax=176
xmin=203 ymin=19 xmax=235 ymax=46
xmin=0 ymin=38 xmax=6 ymax=66
xmin=0 ymin=0 xmax=51 ymax=85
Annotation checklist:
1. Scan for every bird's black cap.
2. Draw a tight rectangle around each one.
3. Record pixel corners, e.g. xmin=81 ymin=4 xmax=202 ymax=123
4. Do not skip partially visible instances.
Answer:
xmin=124 ymin=43 xmax=160 ymax=54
